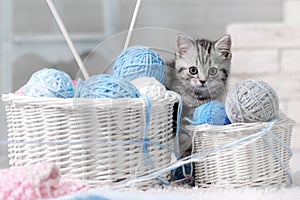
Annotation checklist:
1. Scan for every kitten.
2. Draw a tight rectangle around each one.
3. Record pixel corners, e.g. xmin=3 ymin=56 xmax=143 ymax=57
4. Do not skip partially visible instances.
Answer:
xmin=165 ymin=34 xmax=232 ymax=156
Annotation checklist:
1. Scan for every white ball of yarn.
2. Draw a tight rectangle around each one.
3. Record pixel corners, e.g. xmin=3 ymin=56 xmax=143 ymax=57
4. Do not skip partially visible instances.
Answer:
xmin=131 ymin=77 xmax=167 ymax=98
xmin=225 ymin=79 xmax=279 ymax=123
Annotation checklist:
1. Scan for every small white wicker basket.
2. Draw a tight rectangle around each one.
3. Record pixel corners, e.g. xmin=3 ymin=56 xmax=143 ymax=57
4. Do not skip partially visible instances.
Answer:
xmin=2 ymin=92 xmax=180 ymax=189
xmin=188 ymin=114 xmax=294 ymax=188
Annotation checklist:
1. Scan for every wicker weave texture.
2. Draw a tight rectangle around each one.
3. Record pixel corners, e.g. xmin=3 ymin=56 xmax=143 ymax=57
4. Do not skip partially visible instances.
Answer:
xmin=2 ymin=92 xmax=179 ymax=189
xmin=189 ymin=115 xmax=294 ymax=188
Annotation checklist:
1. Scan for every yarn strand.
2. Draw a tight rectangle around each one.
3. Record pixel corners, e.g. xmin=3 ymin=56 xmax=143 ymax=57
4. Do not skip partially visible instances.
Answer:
xmin=141 ymin=94 xmax=169 ymax=185
xmin=113 ymin=117 xmax=292 ymax=187
xmin=262 ymin=134 xmax=293 ymax=184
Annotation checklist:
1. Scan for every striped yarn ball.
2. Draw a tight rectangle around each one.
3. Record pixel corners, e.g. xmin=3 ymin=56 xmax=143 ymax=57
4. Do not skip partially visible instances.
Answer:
xmin=77 ymin=74 xmax=140 ymax=99
xmin=225 ymin=79 xmax=279 ymax=123
xmin=113 ymin=46 xmax=166 ymax=83
xmin=187 ymin=101 xmax=231 ymax=126
xmin=25 ymin=68 xmax=74 ymax=98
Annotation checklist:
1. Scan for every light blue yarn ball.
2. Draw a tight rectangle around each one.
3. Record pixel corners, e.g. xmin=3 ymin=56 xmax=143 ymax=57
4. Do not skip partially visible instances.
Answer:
xmin=113 ymin=46 xmax=166 ymax=83
xmin=77 ymin=74 xmax=140 ymax=98
xmin=25 ymin=68 xmax=74 ymax=98
xmin=189 ymin=101 xmax=231 ymax=126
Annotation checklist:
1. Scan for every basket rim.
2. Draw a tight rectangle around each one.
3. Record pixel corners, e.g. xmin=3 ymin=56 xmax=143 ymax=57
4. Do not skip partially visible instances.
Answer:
xmin=186 ymin=113 xmax=295 ymax=133
xmin=2 ymin=91 xmax=180 ymax=106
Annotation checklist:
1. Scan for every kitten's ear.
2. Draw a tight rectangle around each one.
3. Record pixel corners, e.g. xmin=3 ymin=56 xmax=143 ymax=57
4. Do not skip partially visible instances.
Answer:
xmin=176 ymin=34 xmax=193 ymax=57
xmin=215 ymin=35 xmax=232 ymax=59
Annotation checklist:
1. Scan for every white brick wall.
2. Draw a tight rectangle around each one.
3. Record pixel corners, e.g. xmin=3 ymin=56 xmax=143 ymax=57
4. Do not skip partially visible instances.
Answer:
xmin=284 ymin=0 xmax=300 ymax=26
xmin=281 ymin=49 xmax=300 ymax=73
xmin=227 ymin=0 xmax=300 ymax=172
xmin=231 ymin=50 xmax=280 ymax=74
xmin=227 ymin=23 xmax=300 ymax=48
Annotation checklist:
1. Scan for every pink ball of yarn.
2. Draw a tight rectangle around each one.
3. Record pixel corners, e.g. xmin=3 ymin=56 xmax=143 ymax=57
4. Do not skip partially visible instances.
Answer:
xmin=15 ymin=84 xmax=26 ymax=96
xmin=72 ymin=80 xmax=78 ymax=86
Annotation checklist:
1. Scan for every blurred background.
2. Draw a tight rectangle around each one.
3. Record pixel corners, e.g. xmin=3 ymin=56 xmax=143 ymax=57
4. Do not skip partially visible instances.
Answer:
xmin=0 ymin=0 xmax=299 ymax=175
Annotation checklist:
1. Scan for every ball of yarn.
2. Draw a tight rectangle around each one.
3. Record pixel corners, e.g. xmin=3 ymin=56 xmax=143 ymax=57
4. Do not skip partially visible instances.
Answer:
xmin=25 ymin=68 xmax=74 ymax=98
xmin=72 ymin=80 xmax=78 ymax=86
xmin=171 ymin=163 xmax=195 ymax=185
xmin=225 ymin=79 xmax=279 ymax=123
xmin=77 ymin=74 xmax=140 ymax=98
xmin=186 ymin=101 xmax=231 ymax=126
xmin=131 ymin=77 xmax=167 ymax=98
xmin=15 ymin=84 xmax=26 ymax=96
xmin=113 ymin=46 xmax=166 ymax=83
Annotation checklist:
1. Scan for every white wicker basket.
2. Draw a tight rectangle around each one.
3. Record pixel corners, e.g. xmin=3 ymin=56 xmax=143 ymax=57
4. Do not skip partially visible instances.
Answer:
xmin=2 ymin=92 xmax=180 ymax=189
xmin=188 ymin=114 xmax=294 ymax=188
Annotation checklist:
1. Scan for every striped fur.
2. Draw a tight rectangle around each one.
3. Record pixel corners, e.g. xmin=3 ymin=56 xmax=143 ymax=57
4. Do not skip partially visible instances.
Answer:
xmin=165 ymin=34 xmax=232 ymax=156
xmin=166 ymin=34 xmax=232 ymax=117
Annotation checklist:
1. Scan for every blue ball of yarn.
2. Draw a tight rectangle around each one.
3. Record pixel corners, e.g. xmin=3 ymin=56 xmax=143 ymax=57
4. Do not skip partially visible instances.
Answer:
xmin=113 ymin=46 xmax=166 ymax=83
xmin=187 ymin=101 xmax=231 ymax=126
xmin=171 ymin=163 xmax=195 ymax=185
xmin=77 ymin=74 xmax=140 ymax=98
xmin=25 ymin=68 xmax=74 ymax=98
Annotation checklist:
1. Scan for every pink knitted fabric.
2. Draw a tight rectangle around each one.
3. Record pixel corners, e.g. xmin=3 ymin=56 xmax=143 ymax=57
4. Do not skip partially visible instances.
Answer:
xmin=0 ymin=162 xmax=87 ymax=200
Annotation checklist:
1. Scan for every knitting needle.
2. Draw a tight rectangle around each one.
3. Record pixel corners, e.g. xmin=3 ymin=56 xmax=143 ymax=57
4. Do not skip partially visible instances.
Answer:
xmin=46 ymin=0 xmax=90 ymax=80
xmin=123 ymin=0 xmax=142 ymax=50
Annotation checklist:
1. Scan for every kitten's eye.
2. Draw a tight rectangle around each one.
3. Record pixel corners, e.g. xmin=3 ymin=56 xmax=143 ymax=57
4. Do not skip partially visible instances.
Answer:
xmin=208 ymin=67 xmax=218 ymax=76
xmin=189 ymin=66 xmax=198 ymax=75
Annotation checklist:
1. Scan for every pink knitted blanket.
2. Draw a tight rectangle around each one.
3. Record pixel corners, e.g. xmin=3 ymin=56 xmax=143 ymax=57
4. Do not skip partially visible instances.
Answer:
xmin=0 ymin=162 xmax=87 ymax=200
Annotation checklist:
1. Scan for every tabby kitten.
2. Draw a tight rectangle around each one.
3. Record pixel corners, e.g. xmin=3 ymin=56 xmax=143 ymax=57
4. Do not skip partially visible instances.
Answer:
xmin=165 ymin=34 xmax=232 ymax=156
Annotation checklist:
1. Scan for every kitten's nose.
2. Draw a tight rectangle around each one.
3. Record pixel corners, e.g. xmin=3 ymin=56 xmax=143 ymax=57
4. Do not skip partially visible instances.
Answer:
xmin=200 ymin=80 xmax=206 ymax=85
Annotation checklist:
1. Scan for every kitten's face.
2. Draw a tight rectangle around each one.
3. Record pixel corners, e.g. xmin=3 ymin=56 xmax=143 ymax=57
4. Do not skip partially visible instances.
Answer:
xmin=174 ymin=34 xmax=231 ymax=106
